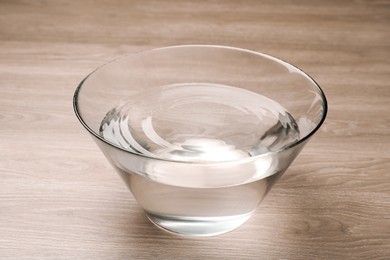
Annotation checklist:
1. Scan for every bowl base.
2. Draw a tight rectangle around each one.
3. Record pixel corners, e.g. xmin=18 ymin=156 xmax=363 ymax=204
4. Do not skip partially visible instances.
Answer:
xmin=145 ymin=211 xmax=253 ymax=237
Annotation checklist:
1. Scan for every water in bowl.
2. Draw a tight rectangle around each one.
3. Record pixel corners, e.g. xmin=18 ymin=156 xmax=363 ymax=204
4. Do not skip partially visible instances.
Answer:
xmin=99 ymin=83 xmax=300 ymax=236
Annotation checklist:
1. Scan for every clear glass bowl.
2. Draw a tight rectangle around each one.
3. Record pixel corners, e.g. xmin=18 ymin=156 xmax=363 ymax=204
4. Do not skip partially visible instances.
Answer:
xmin=73 ymin=45 xmax=327 ymax=236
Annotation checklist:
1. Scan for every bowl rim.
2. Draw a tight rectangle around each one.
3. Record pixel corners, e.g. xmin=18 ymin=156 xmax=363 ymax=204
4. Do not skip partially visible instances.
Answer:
xmin=73 ymin=44 xmax=328 ymax=164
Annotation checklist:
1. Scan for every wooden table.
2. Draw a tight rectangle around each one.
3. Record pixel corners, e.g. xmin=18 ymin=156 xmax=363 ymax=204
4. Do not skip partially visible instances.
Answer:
xmin=1 ymin=0 xmax=389 ymax=259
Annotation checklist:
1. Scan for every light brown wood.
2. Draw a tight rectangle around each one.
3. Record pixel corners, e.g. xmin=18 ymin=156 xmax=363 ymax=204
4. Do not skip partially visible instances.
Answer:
xmin=1 ymin=0 xmax=389 ymax=259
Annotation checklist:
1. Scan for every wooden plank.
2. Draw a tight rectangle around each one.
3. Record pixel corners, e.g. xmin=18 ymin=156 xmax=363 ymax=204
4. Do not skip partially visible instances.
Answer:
xmin=0 ymin=0 xmax=389 ymax=259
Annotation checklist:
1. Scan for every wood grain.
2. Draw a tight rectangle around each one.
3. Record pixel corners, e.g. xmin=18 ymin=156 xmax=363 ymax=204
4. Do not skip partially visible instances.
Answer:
xmin=0 ymin=0 xmax=389 ymax=259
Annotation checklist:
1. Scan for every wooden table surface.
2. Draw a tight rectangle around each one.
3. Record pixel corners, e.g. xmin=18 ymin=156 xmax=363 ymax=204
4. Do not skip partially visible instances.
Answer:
xmin=1 ymin=0 xmax=389 ymax=259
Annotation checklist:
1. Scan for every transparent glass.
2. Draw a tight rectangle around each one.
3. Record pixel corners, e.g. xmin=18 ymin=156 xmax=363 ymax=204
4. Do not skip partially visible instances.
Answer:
xmin=73 ymin=45 xmax=327 ymax=237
